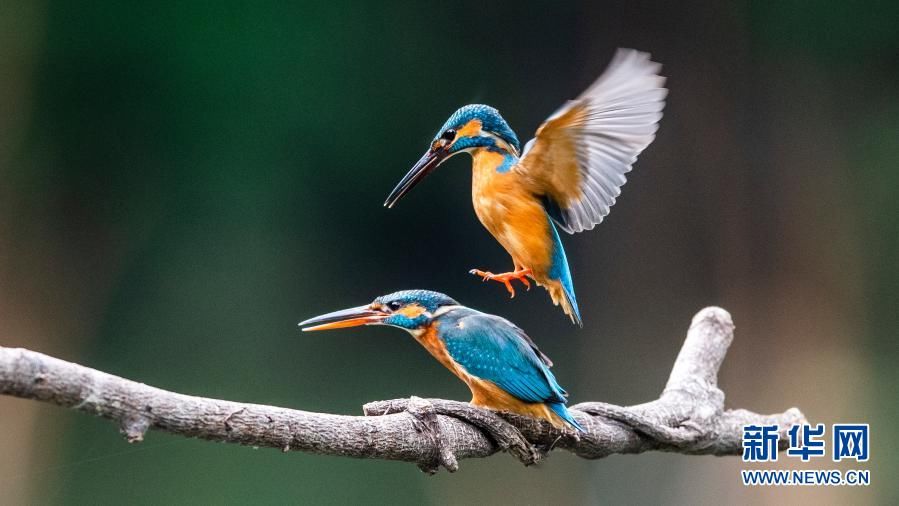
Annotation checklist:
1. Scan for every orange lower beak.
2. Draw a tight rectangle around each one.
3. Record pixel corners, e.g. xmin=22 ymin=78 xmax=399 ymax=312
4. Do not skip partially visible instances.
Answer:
xmin=299 ymin=305 xmax=388 ymax=332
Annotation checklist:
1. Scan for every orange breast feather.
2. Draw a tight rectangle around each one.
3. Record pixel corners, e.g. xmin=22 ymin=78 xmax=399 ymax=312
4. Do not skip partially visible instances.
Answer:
xmin=470 ymin=149 xmax=554 ymax=277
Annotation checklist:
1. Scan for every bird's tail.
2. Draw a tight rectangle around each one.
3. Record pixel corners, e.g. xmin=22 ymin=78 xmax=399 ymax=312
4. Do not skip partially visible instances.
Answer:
xmin=548 ymin=402 xmax=584 ymax=432
xmin=543 ymin=280 xmax=582 ymax=327
xmin=542 ymin=221 xmax=583 ymax=326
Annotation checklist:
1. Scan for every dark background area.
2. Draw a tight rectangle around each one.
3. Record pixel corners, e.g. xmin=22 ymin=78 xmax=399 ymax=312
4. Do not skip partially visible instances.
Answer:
xmin=1 ymin=1 xmax=896 ymax=504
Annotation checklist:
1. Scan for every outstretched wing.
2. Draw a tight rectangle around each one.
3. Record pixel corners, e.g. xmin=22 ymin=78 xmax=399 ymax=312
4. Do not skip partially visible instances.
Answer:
xmin=516 ymin=49 xmax=667 ymax=233
xmin=441 ymin=312 xmax=568 ymax=404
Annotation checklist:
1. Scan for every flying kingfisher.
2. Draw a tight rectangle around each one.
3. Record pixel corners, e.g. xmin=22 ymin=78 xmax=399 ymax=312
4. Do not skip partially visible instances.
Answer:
xmin=384 ymin=49 xmax=667 ymax=326
xmin=299 ymin=289 xmax=583 ymax=431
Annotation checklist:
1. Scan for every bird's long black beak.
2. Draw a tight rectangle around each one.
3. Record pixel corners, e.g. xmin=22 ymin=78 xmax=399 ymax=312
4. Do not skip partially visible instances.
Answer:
xmin=384 ymin=148 xmax=449 ymax=208
xmin=299 ymin=305 xmax=388 ymax=332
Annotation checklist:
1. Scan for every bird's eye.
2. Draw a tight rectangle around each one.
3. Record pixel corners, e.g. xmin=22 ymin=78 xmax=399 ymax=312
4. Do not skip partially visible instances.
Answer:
xmin=440 ymin=129 xmax=456 ymax=141
xmin=387 ymin=301 xmax=403 ymax=311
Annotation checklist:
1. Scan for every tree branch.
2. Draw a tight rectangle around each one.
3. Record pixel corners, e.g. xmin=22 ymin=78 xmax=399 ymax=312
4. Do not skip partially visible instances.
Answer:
xmin=0 ymin=307 xmax=805 ymax=473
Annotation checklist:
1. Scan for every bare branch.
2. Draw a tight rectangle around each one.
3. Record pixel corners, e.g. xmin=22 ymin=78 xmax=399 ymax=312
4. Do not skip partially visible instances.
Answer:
xmin=0 ymin=307 xmax=805 ymax=473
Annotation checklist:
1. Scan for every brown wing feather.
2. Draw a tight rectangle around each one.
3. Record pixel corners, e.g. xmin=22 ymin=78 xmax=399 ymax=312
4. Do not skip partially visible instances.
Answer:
xmin=517 ymin=104 xmax=588 ymax=208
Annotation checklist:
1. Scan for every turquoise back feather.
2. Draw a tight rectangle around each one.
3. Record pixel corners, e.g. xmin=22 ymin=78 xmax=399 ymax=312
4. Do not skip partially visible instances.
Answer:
xmin=437 ymin=308 xmax=583 ymax=431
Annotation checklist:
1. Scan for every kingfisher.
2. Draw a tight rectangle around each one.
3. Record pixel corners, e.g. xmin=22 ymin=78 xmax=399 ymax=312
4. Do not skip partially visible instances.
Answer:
xmin=384 ymin=49 xmax=666 ymax=326
xmin=299 ymin=289 xmax=583 ymax=431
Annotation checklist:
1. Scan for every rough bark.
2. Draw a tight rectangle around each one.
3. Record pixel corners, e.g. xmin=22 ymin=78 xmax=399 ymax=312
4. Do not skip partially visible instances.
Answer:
xmin=0 ymin=307 xmax=805 ymax=473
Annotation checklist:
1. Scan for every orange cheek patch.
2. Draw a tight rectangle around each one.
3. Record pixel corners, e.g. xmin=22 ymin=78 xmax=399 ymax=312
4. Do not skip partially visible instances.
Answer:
xmin=456 ymin=119 xmax=482 ymax=138
xmin=397 ymin=304 xmax=426 ymax=319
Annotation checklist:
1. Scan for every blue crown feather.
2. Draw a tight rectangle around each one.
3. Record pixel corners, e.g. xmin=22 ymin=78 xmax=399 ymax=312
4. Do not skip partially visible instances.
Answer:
xmin=438 ymin=104 xmax=521 ymax=153
xmin=375 ymin=290 xmax=458 ymax=312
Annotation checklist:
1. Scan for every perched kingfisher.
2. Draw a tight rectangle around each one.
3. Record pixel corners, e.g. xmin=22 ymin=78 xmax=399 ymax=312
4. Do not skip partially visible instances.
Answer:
xmin=299 ymin=289 xmax=583 ymax=430
xmin=384 ymin=50 xmax=667 ymax=326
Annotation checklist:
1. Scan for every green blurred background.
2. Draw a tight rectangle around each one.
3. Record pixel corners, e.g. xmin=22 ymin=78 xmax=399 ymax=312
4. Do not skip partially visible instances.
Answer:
xmin=1 ymin=1 xmax=896 ymax=504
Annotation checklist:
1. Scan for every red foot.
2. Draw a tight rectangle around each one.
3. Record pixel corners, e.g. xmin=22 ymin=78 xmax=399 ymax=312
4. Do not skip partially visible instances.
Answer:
xmin=469 ymin=268 xmax=532 ymax=298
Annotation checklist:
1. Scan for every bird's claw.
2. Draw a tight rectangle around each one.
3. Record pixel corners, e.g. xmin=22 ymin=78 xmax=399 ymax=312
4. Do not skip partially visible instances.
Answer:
xmin=363 ymin=398 xmax=541 ymax=469
xmin=469 ymin=268 xmax=532 ymax=298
